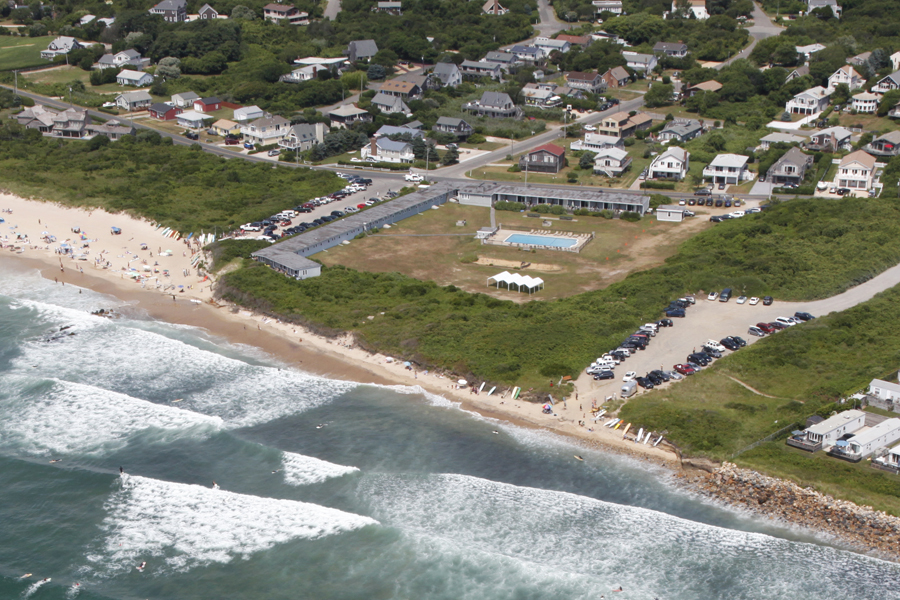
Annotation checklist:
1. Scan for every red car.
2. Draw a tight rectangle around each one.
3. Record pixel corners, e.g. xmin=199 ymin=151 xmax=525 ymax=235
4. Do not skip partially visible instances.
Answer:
xmin=357 ymin=203 xmax=367 ymax=209
xmin=673 ymin=363 xmax=695 ymax=375
xmin=756 ymin=322 xmax=776 ymax=334
xmin=768 ymin=321 xmax=787 ymax=331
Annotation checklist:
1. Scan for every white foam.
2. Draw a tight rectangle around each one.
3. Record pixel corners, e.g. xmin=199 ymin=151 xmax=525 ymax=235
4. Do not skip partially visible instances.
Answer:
xmin=281 ymin=451 xmax=359 ymax=486
xmin=0 ymin=378 xmax=223 ymax=456
xmin=91 ymin=475 xmax=377 ymax=575
xmin=65 ymin=583 xmax=81 ymax=598
xmin=358 ymin=473 xmax=900 ymax=599
xmin=22 ymin=579 xmax=49 ymax=599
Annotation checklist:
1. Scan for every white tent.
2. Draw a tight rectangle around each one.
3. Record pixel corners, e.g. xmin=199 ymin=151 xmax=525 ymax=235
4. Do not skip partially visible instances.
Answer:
xmin=487 ymin=271 xmax=544 ymax=294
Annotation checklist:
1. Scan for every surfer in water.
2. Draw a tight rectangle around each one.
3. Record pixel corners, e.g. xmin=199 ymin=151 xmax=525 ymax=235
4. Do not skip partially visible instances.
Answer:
xmin=49 ymin=459 xmax=61 ymax=463
xmin=19 ymin=574 xmax=32 ymax=579
xmin=137 ymin=562 xmax=146 ymax=572
xmin=212 ymin=481 xmax=219 ymax=490
xmin=574 ymin=455 xmax=584 ymax=461
xmin=119 ymin=466 xmax=124 ymax=474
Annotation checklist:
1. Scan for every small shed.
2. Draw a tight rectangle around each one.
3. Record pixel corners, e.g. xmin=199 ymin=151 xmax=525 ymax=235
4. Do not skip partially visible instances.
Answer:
xmin=476 ymin=226 xmax=497 ymax=239
xmin=656 ymin=205 xmax=686 ymax=222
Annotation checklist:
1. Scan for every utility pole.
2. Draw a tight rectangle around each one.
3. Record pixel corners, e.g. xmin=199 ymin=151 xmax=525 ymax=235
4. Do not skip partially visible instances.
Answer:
xmin=13 ymin=70 xmax=18 ymax=96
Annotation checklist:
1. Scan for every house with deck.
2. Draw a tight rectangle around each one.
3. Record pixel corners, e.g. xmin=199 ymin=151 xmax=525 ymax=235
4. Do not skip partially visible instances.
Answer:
xmin=463 ymin=92 xmax=522 ymax=119
xmin=648 ymin=146 xmax=689 ymax=180
xmin=279 ymin=122 xmax=327 ymax=151
xmin=807 ymin=126 xmax=852 ymax=152
xmin=40 ymin=36 xmax=84 ymax=60
xmin=703 ymin=154 xmax=752 ymax=185
xmin=785 ymin=86 xmax=831 ymax=115
xmin=827 ymin=65 xmax=864 ymax=92
xmin=834 ymin=150 xmax=877 ymax=194
xmin=361 ymin=137 xmax=415 ymax=163
xmin=767 ymin=147 xmax=814 ymax=186
xmin=241 ymin=115 xmax=291 ymax=145
xmin=787 ymin=409 xmax=866 ymax=452
xmin=592 ymin=147 xmax=631 ymax=177
xmin=566 ymin=71 xmax=604 ymax=94
xmin=434 ymin=117 xmax=473 ymax=138
xmin=658 ymin=119 xmax=702 ymax=143
xmin=519 ymin=143 xmax=566 ymax=174
xmin=329 ymin=104 xmax=373 ymax=128
xmin=865 ymin=131 xmax=900 ymax=157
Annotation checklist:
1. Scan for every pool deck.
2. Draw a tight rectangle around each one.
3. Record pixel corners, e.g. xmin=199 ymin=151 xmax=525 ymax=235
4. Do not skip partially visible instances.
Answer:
xmin=483 ymin=228 xmax=593 ymax=253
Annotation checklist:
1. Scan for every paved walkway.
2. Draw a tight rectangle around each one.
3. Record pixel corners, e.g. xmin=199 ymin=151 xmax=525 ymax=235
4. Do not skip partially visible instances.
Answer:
xmin=324 ymin=0 xmax=341 ymax=20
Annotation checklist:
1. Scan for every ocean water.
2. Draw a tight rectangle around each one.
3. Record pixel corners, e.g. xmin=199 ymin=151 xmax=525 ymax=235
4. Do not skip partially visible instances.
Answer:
xmin=0 ymin=261 xmax=898 ymax=600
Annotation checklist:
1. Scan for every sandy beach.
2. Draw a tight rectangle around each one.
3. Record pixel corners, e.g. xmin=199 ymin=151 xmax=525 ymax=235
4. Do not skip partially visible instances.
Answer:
xmin=0 ymin=191 xmax=678 ymax=467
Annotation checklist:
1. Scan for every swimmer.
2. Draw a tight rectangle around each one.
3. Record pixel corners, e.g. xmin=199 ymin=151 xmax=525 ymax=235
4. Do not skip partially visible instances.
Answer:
xmin=49 ymin=459 xmax=61 ymax=463
xmin=212 ymin=481 xmax=220 ymax=490
xmin=492 ymin=430 xmax=499 ymax=434
xmin=19 ymin=573 xmax=32 ymax=579
xmin=574 ymin=455 xmax=584 ymax=461
xmin=272 ymin=469 xmax=282 ymax=474
xmin=136 ymin=562 xmax=146 ymax=572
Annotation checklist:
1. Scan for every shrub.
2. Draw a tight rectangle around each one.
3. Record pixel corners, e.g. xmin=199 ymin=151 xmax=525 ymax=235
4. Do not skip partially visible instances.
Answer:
xmin=495 ymin=201 xmax=526 ymax=211
xmin=620 ymin=211 xmax=641 ymax=222
xmin=467 ymin=133 xmax=487 ymax=144
xmin=641 ymin=181 xmax=676 ymax=190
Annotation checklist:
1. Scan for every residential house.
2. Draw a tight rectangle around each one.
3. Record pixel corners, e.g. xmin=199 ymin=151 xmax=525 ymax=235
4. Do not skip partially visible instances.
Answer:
xmin=49 ymin=108 xmax=90 ymax=138
xmin=370 ymin=92 xmax=412 ymax=116
xmin=484 ymin=51 xmax=519 ymax=71
xmin=329 ymin=104 xmax=373 ymax=128
xmin=556 ymin=34 xmax=591 ymax=48
xmin=570 ymin=133 xmax=623 ymax=152
xmin=785 ymin=86 xmax=831 ymax=115
xmin=522 ymin=87 xmax=561 ymax=108
xmin=40 ymin=36 xmax=83 ymax=60
xmin=767 ymin=147 xmax=814 ymax=186
xmin=198 ymin=3 xmax=219 ymax=19
xmin=211 ymin=119 xmax=241 ymax=136
xmin=434 ymin=117 xmax=474 ymax=138
xmin=461 ymin=60 xmax=502 ymax=80
xmin=15 ymin=105 xmax=58 ymax=134
xmin=874 ymin=71 xmax=900 ymax=94
xmin=866 ymin=131 xmax=900 ymax=157
xmin=807 ymin=0 xmax=841 ymax=18
xmin=241 ymin=115 xmax=291 ymax=145
xmin=171 ymin=92 xmax=200 ymax=108
xmin=431 ymin=62 xmax=462 ymax=88
xmin=592 ymin=147 xmax=631 ymax=177
xmin=652 ymin=42 xmax=688 ymax=58
xmin=622 ymin=51 xmax=657 ymax=73
xmin=380 ymin=80 xmax=422 ymax=100
xmin=785 ymin=65 xmax=810 ymax=82
xmin=376 ymin=1 xmax=402 ymax=15
xmin=86 ymin=120 xmax=133 ymax=141
xmin=149 ymin=0 xmax=187 ymax=22
xmin=672 ymin=0 xmax=709 ymax=19
xmin=116 ymin=70 xmax=154 ymax=87
xmin=346 ymin=40 xmax=378 ymax=63
xmin=827 ymin=65 xmax=864 ymax=92
xmin=534 ymin=37 xmax=571 ymax=55
xmin=193 ymin=97 xmax=221 ymax=113
xmin=462 ymin=91 xmax=522 ymax=119
xmin=597 ymin=111 xmax=652 ymax=138
xmin=148 ymin=103 xmax=182 ymax=120
xmin=890 ymin=101 xmax=900 ymax=119
xmin=263 ymin=3 xmax=308 ymax=24
xmin=566 ymin=71 xmax=604 ymax=94
xmin=658 ymin=119 xmax=702 ymax=143
xmin=876 ymin=443 xmax=900 ymax=471
xmin=648 ymin=147 xmax=689 ymax=180
xmin=656 ymin=205 xmax=688 ymax=222
xmin=795 ymin=43 xmax=825 ymax=60
xmin=758 ymin=132 xmax=805 ymax=150
xmin=483 ymin=0 xmax=508 ymax=15
xmin=685 ymin=80 xmax=722 ymax=97
xmin=601 ymin=66 xmax=630 ymax=88
xmin=510 ymin=45 xmax=544 ymax=64
xmin=868 ymin=378 xmax=900 ymax=406
xmin=789 ymin=409 xmax=865 ymax=452
xmin=94 ymin=49 xmax=149 ymax=70
xmin=519 ymin=143 xmax=566 ymax=174
xmin=233 ymin=105 xmax=265 ymax=123
xmin=837 ymin=418 xmax=900 ymax=461
xmin=176 ymin=110 xmax=210 ymax=129
xmin=848 ymin=51 xmax=871 ymax=67
xmin=278 ymin=122 xmax=327 ymax=151
xmin=703 ymin=154 xmax=752 ymax=185
xmin=892 ymin=51 xmax=900 ymax=72
xmin=116 ymin=90 xmax=153 ymax=111
xmin=592 ymin=0 xmax=623 ymax=15
xmin=282 ymin=64 xmax=328 ymax=83
xmin=808 ymin=126 xmax=852 ymax=151
xmin=374 ymin=125 xmax=424 ymax=138
xmin=851 ymin=91 xmax=879 ymax=114
xmin=361 ymin=137 xmax=415 ymax=163
xmin=835 ymin=150 xmax=877 ymax=193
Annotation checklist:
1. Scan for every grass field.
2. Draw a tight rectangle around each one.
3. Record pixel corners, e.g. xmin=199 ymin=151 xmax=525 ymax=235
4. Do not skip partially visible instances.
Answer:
xmin=316 ymin=203 xmax=710 ymax=300
xmin=0 ymin=36 xmax=54 ymax=71
xmin=22 ymin=66 xmax=128 ymax=94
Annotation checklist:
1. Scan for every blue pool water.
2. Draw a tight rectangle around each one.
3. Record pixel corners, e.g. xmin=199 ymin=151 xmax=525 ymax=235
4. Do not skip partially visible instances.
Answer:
xmin=504 ymin=233 xmax=577 ymax=248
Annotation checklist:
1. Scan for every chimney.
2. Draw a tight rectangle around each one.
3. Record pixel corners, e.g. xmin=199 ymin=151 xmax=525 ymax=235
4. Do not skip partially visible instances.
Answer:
xmin=494 ymin=0 xmax=499 ymax=13
xmin=370 ymin=136 xmax=378 ymax=158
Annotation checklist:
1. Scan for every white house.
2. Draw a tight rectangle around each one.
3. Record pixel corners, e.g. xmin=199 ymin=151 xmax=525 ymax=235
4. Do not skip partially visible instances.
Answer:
xmin=278 ymin=122 xmax=327 ymax=151
xmin=827 ymin=65 xmax=864 ymax=92
xmin=534 ymin=37 xmax=571 ymax=54
xmin=431 ymin=62 xmax=462 ymax=88
xmin=844 ymin=419 xmax=900 ymax=460
xmin=176 ymin=110 xmax=210 ymax=129
xmin=874 ymin=71 xmax=900 ymax=94
xmin=786 ymin=86 xmax=831 ymax=115
xmin=892 ymin=51 xmax=900 ymax=72
xmin=115 ymin=90 xmax=153 ymax=111
xmin=703 ymin=154 xmax=752 ymax=185
xmin=40 ymin=37 xmax=84 ymax=60
xmin=592 ymin=147 xmax=631 ymax=177
xmin=571 ymin=133 xmax=624 ymax=152
xmin=233 ymin=105 xmax=265 ymax=123
xmin=804 ymin=409 xmax=866 ymax=448
xmin=94 ymin=49 xmax=148 ymax=70
xmin=869 ymin=379 xmax=900 ymax=402
xmin=241 ymin=115 xmax=291 ymax=145
xmin=795 ymin=43 xmax=825 ymax=60
xmin=835 ymin=150 xmax=877 ymax=194
xmin=648 ymin=147 xmax=689 ymax=181
xmin=361 ymin=137 xmax=415 ymax=163
xmin=593 ymin=0 xmax=623 ymax=15
xmin=116 ymin=69 xmax=154 ymax=87
xmin=851 ymin=92 xmax=879 ymax=114
xmin=171 ymin=92 xmax=200 ymax=108
xmin=656 ymin=205 xmax=687 ymax=222
xmin=371 ymin=92 xmax=411 ymax=116
xmin=622 ymin=51 xmax=657 ymax=73
xmin=671 ymin=0 xmax=709 ymax=19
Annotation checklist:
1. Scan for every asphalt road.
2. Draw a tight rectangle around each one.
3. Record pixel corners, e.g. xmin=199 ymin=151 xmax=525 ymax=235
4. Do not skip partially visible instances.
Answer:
xmin=323 ymin=0 xmax=342 ymax=20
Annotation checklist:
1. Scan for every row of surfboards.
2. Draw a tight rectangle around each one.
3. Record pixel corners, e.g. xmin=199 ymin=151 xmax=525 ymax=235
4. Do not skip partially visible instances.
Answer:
xmin=155 ymin=225 xmax=216 ymax=246
xmin=474 ymin=382 xmax=519 ymax=399
xmin=603 ymin=417 xmax=664 ymax=447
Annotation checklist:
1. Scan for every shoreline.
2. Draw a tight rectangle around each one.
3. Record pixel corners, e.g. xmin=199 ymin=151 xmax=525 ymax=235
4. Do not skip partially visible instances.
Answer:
xmin=3 ymin=193 xmax=900 ymax=563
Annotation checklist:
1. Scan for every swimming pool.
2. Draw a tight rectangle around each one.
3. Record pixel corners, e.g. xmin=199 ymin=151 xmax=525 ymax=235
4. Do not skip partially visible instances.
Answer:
xmin=504 ymin=233 xmax=578 ymax=248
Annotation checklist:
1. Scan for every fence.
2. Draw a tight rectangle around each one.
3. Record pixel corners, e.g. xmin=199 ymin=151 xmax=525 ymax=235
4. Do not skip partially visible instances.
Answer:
xmin=730 ymin=422 xmax=799 ymax=459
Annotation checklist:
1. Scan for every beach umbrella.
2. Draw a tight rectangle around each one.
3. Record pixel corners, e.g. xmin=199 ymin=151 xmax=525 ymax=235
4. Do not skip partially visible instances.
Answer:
xmin=404 ymin=361 xmax=412 ymax=367
xmin=457 ymin=379 xmax=467 ymax=386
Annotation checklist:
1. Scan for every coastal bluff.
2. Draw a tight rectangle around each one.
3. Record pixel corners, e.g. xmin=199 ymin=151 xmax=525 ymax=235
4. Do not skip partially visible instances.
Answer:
xmin=692 ymin=463 xmax=900 ymax=560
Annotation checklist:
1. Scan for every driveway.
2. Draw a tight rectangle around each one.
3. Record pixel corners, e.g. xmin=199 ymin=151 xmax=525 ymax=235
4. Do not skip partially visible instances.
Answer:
xmin=324 ymin=0 xmax=341 ymax=20
xmin=749 ymin=180 xmax=774 ymax=196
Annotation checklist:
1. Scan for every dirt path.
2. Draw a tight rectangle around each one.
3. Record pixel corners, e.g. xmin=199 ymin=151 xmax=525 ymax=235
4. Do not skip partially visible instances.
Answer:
xmin=724 ymin=375 xmax=782 ymax=399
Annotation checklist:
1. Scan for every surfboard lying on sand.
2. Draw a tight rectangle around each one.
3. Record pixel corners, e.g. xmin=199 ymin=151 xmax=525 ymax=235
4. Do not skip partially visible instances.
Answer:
xmin=487 ymin=386 xmax=496 ymax=396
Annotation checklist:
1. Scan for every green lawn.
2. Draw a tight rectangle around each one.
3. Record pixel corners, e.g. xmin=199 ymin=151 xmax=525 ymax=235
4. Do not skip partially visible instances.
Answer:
xmin=0 ymin=36 xmax=55 ymax=71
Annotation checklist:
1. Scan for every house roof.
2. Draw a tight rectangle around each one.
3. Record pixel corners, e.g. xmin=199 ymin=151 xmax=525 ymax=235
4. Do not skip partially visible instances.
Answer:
xmin=248 ymin=115 xmax=291 ymax=128
xmin=485 ymin=51 xmax=516 ymax=63
xmin=871 ymin=378 xmax=900 ymax=395
xmin=605 ymin=66 xmax=630 ymax=80
xmin=795 ymin=86 xmax=831 ymax=100
xmin=853 ymin=92 xmax=880 ymax=101
xmin=153 ymin=0 xmax=186 ymax=9
xmin=117 ymin=69 xmax=148 ymax=81
xmin=178 ymin=110 xmax=208 ymax=121
xmin=689 ymin=80 xmax=722 ymax=92
xmin=795 ymin=43 xmax=826 ymax=54
xmin=709 ymin=153 xmax=749 ymax=168
xmin=329 ymin=104 xmax=369 ymax=117
xmin=832 ymin=65 xmax=862 ymax=79
xmin=535 ymin=38 xmax=569 ymax=49
xmin=348 ymin=39 xmax=378 ymax=57
xmin=529 ymin=143 xmax=565 ymax=157
xmin=566 ymin=71 xmax=598 ymax=82
xmin=463 ymin=60 xmax=501 ymax=70
xmin=661 ymin=120 xmax=701 ymax=137
xmin=372 ymin=92 xmax=409 ymax=111
xmin=172 ymin=91 xmax=200 ymax=101
xmin=760 ymin=132 xmax=804 ymax=144
xmin=197 ymin=96 xmax=221 ymax=105
xmin=433 ymin=62 xmax=460 ymax=82
xmin=879 ymin=71 xmax=900 ymax=86
xmin=149 ymin=102 xmax=176 ymax=113
xmin=480 ymin=91 xmax=514 ymax=107
xmin=213 ymin=119 xmax=238 ymax=129
xmin=378 ymin=138 xmax=411 ymax=152
xmin=605 ymin=111 xmax=631 ymax=122
xmin=511 ymin=45 xmax=541 ymax=55
xmin=788 ymin=65 xmax=810 ymax=78
xmin=815 ymin=126 xmax=852 ymax=140
xmin=594 ymin=147 xmax=629 ymax=160
xmin=653 ymin=42 xmax=688 ymax=52
xmin=583 ymin=133 xmax=621 ymax=146
xmin=264 ymin=3 xmax=295 ymax=11
xmin=198 ymin=3 xmax=217 ymax=13
xmin=629 ymin=113 xmax=653 ymax=126
xmin=376 ymin=124 xmax=423 ymax=138
xmin=118 ymin=90 xmax=153 ymax=102
xmin=873 ymin=131 xmax=900 ymax=144
xmin=436 ymin=116 xmax=467 ymax=127
xmin=380 ymin=80 xmax=418 ymax=94
xmin=773 ymin=147 xmax=811 ymax=169
xmin=624 ymin=52 xmax=655 ymax=64
xmin=841 ymin=149 xmax=876 ymax=169
xmin=234 ymin=105 xmax=263 ymax=117
xmin=654 ymin=146 xmax=688 ymax=163
xmin=807 ymin=409 xmax=865 ymax=435
xmin=483 ymin=0 xmax=507 ymax=13
xmin=556 ymin=34 xmax=590 ymax=46
xmin=287 ymin=123 xmax=321 ymax=141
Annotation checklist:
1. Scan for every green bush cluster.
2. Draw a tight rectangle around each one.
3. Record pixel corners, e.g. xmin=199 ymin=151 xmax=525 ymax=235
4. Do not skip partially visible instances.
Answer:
xmin=495 ymin=201 xmax=526 ymax=211
xmin=640 ymin=181 xmax=676 ymax=190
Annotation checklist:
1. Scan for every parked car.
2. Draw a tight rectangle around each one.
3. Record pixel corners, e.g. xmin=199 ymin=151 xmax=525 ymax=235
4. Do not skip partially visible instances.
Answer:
xmin=688 ymin=198 xmax=696 ymax=206
xmin=707 ymin=291 xmax=718 ymax=301
xmin=749 ymin=297 xmax=760 ymax=305
xmin=730 ymin=335 xmax=747 ymax=347
xmin=775 ymin=316 xmax=797 ymax=327
xmin=736 ymin=296 xmax=747 ymax=304
xmin=715 ymin=198 xmax=724 ymax=207
xmin=243 ymin=142 xmax=254 ymax=150
xmin=635 ymin=377 xmax=654 ymax=389
xmin=748 ymin=326 xmax=765 ymax=337
xmin=650 ymin=369 xmax=671 ymax=382
xmin=756 ymin=322 xmax=776 ymax=334
xmin=184 ymin=131 xmax=199 ymax=140
xmin=763 ymin=296 xmax=774 ymax=306
xmin=719 ymin=288 xmax=732 ymax=302
xmin=718 ymin=182 xmax=726 ymax=190
xmin=268 ymin=149 xmax=280 ymax=157
xmin=673 ymin=363 xmax=695 ymax=375
xmin=646 ymin=372 xmax=664 ymax=385
xmin=720 ymin=338 xmax=739 ymax=351
xmin=405 ymin=173 xmax=424 ymax=182
xmin=694 ymin=188 xmax=712 ymax=196
xmin=794 ymin=311 xmax=815 ymax=321
xmin=705 ymin=339 xmax=726 ymax=352
xmin=657 ymin=318 xmax=673 ymax=327
xmin=623 ymin=371 xmax=637 ymax=382
xmin=594 ymin=370 xmax=615 ymax=380
xmin=666 ymin=308 xmax=685 ymax=318
xmin=224 ymin=137 xmax=240 ymax=145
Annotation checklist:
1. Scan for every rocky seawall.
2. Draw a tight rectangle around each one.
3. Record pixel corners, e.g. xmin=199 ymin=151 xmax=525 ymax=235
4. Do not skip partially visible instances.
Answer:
xmin=689 ymin=462 xmax=900 ymax=561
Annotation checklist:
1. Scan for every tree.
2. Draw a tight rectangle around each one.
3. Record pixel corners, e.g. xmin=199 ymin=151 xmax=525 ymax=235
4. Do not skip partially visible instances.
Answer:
xmin=579 ymin=151 xmax=596 ymax=170
xmin=156 ymin=56 xmax=181 ymax=79
xmin=831 ymin=83 xmax=851 ymax=106
xmin=231 ymin=5 xmax=257 ymax=20
xmin=878 ymin=90 xmax=900 ymax=117
xmin=644 ymin=83 xmax=674 ymax=107
xmin=441 ymin=146 xmax=459 ymax=165
xmin=367 ymin=64 xmax=386 ymax=80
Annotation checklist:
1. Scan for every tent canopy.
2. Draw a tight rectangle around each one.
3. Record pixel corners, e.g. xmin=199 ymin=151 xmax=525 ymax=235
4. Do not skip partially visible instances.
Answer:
xmin=487 ymin=271 xmax=544 ymax=293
